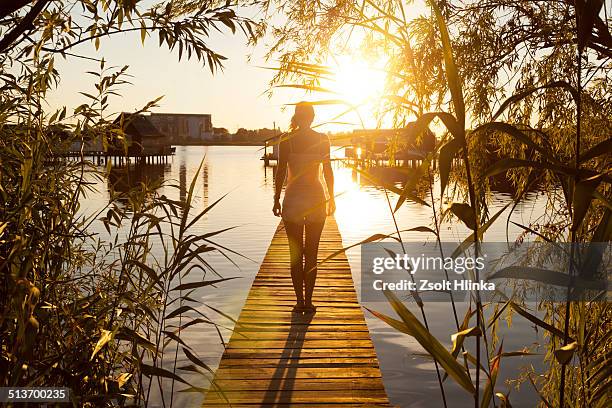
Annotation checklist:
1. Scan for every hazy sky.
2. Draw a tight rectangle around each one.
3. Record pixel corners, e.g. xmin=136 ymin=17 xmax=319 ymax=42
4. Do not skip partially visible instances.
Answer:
xmin=47 ymin=2 xmax=431 ymax=133
xmin=48 ymin=25 xmax=295 ymax=133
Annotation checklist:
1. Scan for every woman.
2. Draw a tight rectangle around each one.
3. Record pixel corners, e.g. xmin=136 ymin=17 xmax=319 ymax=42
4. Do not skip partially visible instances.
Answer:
xmin=272 ymin=102 xmax=335 ymax=314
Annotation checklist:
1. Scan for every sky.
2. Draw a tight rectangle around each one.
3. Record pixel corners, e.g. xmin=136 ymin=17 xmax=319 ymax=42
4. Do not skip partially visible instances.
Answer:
xmin=46 ymin=3 xmax=418 ymax=134
xmin=48 ymin=22 xmax=291 ymax=133
xmin=44 ymin=2 xmax=612 ymax=134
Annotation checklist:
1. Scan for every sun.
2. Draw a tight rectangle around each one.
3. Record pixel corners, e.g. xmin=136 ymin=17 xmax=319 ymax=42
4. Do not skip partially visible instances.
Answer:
xmin=332 ymin=56 xmax=386 ymax=104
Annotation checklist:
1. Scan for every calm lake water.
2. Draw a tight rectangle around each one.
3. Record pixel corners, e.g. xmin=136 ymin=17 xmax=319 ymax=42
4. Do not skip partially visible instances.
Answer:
xmin=81 ymin=145 xmax=547 ymax=407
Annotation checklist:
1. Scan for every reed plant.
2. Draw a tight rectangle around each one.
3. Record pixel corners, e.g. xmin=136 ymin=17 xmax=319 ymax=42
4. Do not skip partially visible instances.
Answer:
xmin=0 ymin=70 xmax=238 ymax=406
xmin=261 ymin=0 xmax=611 ymax=406
xmin=0 ymin=1 xmax=261 ymax=405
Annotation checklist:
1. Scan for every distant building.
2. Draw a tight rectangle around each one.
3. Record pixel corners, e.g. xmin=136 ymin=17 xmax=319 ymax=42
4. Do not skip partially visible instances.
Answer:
xmin=149 ymin=113 xmax=213 ymax=142
xmin=111 ymin=113 xmax=172 ymax=155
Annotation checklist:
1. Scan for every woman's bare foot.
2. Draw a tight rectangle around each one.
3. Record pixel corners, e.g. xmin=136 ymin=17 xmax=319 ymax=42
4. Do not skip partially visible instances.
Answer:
xmin=303 ymin=303 xmax=316 ymax=314
xmin=292 ymin=301 xmax=305 ymax=313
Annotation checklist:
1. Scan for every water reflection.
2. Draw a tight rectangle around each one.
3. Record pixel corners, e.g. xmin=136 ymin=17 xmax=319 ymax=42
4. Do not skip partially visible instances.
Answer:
xmin=106 ymin=156 xmax=211 ymax=212
xmin=202 ymin=158 xmax=209 ymax=209
xmin=179 ymin=162 xmax=186 ymax=203
xmin=488 ymin=172 xmax=542 ymax=196
xmin=77 ymin=146 xmax=551 ymax=408
xmin=107 ymin=162 xmax=168 ymax=203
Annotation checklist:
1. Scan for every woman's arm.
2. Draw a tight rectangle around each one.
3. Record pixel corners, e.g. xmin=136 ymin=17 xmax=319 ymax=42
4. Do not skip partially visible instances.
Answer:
xmin=322 ymin=136 xmax=335 ymax=215
xmin=273 ymin=136 xmax=288 ymax=216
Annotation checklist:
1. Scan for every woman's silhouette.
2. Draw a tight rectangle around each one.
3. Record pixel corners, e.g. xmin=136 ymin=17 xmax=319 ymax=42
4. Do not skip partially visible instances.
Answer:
xmin=273 ymin=102 xmax=335 ymax=314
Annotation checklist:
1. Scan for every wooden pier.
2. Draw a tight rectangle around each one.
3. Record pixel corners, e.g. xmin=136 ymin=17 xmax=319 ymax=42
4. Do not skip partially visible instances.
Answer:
xmin=202 ymin=218 xmax=391 ymax=407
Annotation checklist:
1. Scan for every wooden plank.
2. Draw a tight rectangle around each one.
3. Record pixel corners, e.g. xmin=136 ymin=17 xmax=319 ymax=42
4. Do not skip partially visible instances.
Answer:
xmin=218 ymin=357 xmax=380 ymax=367
xmin=222 ymin=349 xmax=378 ymax=359
xmin=210 ymin=378 xmax=386 ymax=391
xmin=202 ymin=404 xmax=391 ymax=408
xmin=203 ymin=390 xmax=389 ymax=404
xmin=228 ymin=331 xmax=372 ymax=340
xmin=202 ymin=218 xmax=390 ymax=407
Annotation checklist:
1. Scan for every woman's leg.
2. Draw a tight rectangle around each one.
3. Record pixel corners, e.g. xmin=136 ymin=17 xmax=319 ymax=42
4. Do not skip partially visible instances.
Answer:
xmin=303 ymin=220 xmax=325 ymax=310
xmin=284 ymin=220 xmax=305 ymax=307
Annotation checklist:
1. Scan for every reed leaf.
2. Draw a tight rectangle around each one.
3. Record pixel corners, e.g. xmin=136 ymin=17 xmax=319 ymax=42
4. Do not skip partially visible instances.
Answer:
xmin=178 ymin=159 xmax=204 ymax=236
xmin=162 ymin=330 xmax=191 ymax=350
xmin=165 ymin=305 xmax=207 ymax=320
xmin=499 ymin=351 xmax=539 ymax=358
xmin=487 ymin=266 xmax=607 ymax=291
xmin=414 ymin=111 xmax=464 ymax=142
xmin=492 ymin=81 xmax=579 ymax=120
xmin=581 ymin=209 xmax=612 ymax=279
xmin=593 ymin=190 xmax=612 ymax=211
xmin=177 ymin=318 xmax=215 ymax=331
xmin=572 ymin=177 xmax=601 ymax=231
xmin=286 ymin=61 xmax=335 ymax=75
xmin=451 ymin=203 xmax=510 ymax=258
xmin=509 ymin=221 xmax=553 ymax=243
xmin=274 ymin=84 xmax=338 ymax=94
xmin=183 ymin=347 xmax=214 ymax=375
xmin=427 ymin=0 xmax=465 ymax=126
xmin=90 ymin=329 xmax=113 ymax=361
xmin=462 ymin=351 xmax=490 ymax=375
xmin=580 ymin=138 xmax=612 ymax=163
xmin=439 ymin=137 xmax=461 ymax=197
xmin=171 ymin=277 xmax=238 ymax=292
xmin=483 ymin=158 xmax=574 ymax=178
xmin=351 ymin=164 xmax=429 ymax=207
xmin=481 ymin=344 xmax=502 ymax=408
xmin=384 ymin=290 xmax=476 ymax=394
xmin=257 ymin=65 xmax=333 ymax=80
xmin=316 ymin=232 xmax=400 ymax=266
xmin=509 ymin=302 xmax=572 ymax=341
xmin=528 ymin=374 xmax=554 ymax=408
xmin=394 ymin=158 xmax=432 ymax=211
xmin=474 ymin=122 xmax=558 ymax=164
xmin=186 ymin=192 xmax=229 ymax=230
xmin=115 ymin=327 xmax=157 ymax=353
xmin=496 ymin=392 xmax=512 ymax=408
xmin=576 ymin=0 xmax=605 ymax=52
xmin=365 ymin=307 xmax=416 ymax=335
xmin=451 ymin=326 xmax=481 ymax=356
xmin=448 ymin=202 xmax=477 ymax=230
xmin=554 ymin=341 xmax=579 ymax=365
xmin=141 ymin=363 xmax=189 ymax=384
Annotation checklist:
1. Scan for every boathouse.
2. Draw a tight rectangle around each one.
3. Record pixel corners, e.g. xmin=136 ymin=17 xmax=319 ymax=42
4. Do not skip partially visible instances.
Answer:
xmin=347 ymin=122 xmax=436 ymax=161
xmin=111 ymin=113 xmax=172 ymax=156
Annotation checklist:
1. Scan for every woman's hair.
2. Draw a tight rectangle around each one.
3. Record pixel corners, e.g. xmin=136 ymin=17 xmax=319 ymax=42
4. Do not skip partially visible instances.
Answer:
xmin=290 ymin=102 xmax=315 ymax=130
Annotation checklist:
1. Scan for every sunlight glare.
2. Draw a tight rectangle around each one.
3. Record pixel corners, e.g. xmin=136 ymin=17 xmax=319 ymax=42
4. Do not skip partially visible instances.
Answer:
xmin=333 ymin=56 xmax=386 ymax=104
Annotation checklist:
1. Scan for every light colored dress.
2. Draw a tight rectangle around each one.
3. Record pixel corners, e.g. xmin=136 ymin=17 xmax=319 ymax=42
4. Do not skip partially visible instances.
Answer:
xmin=281 ymin=133 xmax=328 ymax=224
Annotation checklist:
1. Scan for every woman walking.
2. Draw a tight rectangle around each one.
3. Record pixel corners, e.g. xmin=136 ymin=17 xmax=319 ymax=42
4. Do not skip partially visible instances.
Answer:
xmin=272 ymin=102 xmax=335 ymax=314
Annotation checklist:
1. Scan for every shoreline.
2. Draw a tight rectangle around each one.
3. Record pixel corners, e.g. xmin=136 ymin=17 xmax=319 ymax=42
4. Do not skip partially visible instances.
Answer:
xmin=171 ymin=141 xmax=346 ymax=147
xmin=172 ymin=141 xmax=266 ymax=146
